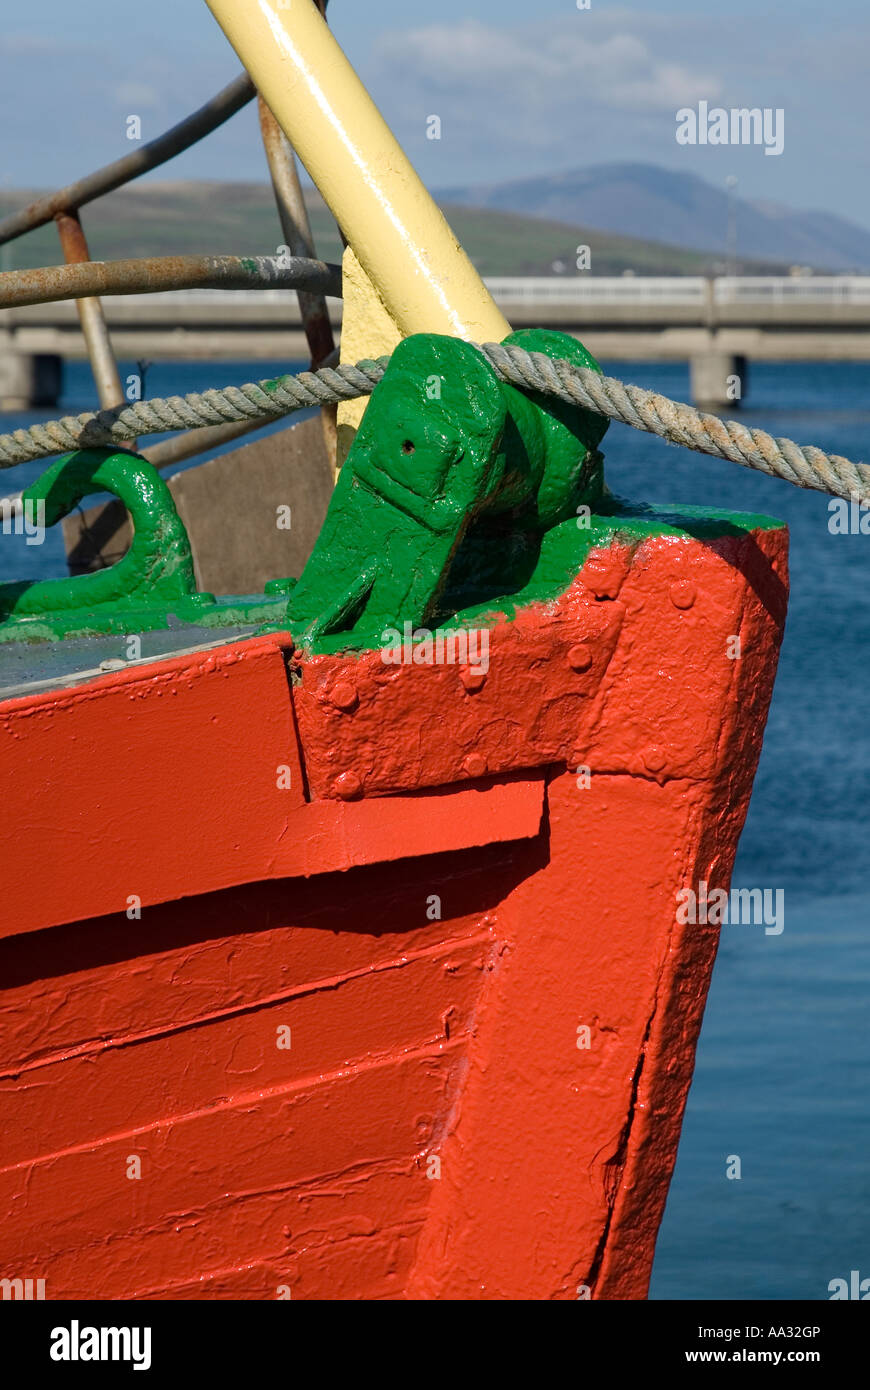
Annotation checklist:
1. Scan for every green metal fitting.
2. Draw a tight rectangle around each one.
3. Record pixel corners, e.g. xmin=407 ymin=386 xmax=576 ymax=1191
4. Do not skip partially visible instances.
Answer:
xmin=0 ymin=448 xmax=287 ymax=643
xmin=288 ymin=329 xmax=609 ymax=644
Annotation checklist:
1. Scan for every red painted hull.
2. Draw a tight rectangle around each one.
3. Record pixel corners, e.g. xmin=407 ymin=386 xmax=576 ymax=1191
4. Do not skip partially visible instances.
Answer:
xmin=0 ymin=526 xmax=787 ymax=1299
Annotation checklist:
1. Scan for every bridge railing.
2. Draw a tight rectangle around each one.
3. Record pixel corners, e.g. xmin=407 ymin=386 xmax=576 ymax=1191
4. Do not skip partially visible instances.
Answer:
xmin=12 ymin=275 xmax=870 ymax=316
xmin=486 ymin=276 xmax=870 ymax=306
xmin=714 ymin=276 xmax=870 ymax=303
xmin=486 ymin=277 xmax=708 ymax=303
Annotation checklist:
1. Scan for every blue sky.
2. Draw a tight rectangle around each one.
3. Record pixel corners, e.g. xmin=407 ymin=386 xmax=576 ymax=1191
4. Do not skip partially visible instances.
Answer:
xmin=2 ymin=0 xmax=869 ymax=228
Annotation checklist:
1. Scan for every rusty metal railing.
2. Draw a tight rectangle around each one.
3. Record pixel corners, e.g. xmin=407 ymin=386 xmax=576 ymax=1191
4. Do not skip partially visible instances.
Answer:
xmin=0 ymin=73 xmax=257 ymax=247
xmin=0 ymin=14 xmax=342 ymax=584
xmin=54 ymin=211 xmax=127 ymax=422
xmin=0 ymin=9 xmax=340 ymax=476
xmin=258 ymin=98 xmax=338 ymax=461
xmin=0 ymin=255 xmax=341 ymax=310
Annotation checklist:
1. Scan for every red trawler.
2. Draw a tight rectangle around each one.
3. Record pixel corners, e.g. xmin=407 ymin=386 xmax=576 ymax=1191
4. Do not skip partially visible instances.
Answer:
xmin=0 ymin=0 xmax=788 ymax=1300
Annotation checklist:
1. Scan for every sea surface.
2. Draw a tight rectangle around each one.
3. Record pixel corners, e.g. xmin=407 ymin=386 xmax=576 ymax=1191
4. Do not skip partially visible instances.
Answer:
xmin=2 ymin=358 xmax=869 ymax=1301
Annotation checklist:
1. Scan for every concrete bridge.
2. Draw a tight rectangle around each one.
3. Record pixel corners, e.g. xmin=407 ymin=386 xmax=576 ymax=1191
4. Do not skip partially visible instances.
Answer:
xmin=2 ymin=275 xmax=870 ymax=412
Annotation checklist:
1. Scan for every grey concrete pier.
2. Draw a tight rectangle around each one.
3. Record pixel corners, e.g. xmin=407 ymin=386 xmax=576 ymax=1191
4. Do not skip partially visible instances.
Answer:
xmin=690 ymin=350 xmax=748 ymax=412
xmin=0 ymin=348 xmax=62 ymax=410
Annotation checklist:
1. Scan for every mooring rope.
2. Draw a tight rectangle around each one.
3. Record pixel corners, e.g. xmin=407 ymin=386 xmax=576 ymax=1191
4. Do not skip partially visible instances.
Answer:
xmin=0 ymin=344 xmax=867 ymax=506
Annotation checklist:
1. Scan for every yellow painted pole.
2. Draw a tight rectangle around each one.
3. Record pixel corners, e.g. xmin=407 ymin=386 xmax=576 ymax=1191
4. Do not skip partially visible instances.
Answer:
xmin=203 ymin=0 xmax=510 ymax=343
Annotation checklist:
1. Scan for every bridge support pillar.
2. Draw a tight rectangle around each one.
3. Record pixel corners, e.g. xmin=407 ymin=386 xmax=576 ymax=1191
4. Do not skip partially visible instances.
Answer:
xmin=690 ymin=351 xmax=747 ymax=412
xmin=0 ymin=351 xmax=62 ymax=411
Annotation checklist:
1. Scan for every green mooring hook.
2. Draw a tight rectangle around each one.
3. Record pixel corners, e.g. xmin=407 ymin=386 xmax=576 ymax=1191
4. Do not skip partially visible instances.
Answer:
xmin=0 ymin=448 xmax=199 ymax=631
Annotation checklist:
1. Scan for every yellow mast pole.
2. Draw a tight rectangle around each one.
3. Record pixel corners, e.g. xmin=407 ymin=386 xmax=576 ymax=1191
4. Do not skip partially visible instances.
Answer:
xmin=202 ymin=0 xmax=510 ymax=344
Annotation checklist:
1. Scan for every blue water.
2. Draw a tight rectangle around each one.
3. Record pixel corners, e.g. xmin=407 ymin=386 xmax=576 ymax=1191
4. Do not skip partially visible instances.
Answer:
xmin=3 ymin=358 xmax=869 ymax=1300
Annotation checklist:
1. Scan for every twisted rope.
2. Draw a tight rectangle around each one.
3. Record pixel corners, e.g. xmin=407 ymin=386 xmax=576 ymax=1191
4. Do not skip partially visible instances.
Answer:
xmin=0 ymin=360 xmax=387 ymax=468
xmin=1 ymin=344 xmax=867 ymax=506
xmin=484 ymin=342 xmax=870 ymax=506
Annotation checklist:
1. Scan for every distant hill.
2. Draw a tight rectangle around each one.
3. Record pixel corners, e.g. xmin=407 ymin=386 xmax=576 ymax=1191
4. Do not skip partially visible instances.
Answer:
xmin=0 ymin=180 xmax=792 ymax=278
xmin=439 ymin=163 xmax=870 ymax=273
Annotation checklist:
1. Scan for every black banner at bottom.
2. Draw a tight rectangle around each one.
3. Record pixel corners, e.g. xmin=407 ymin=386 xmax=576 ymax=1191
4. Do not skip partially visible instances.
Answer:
xmin=0 ymin=1298 xmax=863 ymax=1375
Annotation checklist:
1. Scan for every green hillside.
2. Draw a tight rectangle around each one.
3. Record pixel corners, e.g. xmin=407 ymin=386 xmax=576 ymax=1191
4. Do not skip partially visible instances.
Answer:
xmin=0 ymin=181 xmax=790 ymax=278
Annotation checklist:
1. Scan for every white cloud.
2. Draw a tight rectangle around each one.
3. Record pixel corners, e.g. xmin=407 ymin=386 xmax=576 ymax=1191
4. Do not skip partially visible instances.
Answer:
xmin=372 ymin=17 xmax=721 ymax=122
xmin=364 ymin=15 xmax=726 ymax=187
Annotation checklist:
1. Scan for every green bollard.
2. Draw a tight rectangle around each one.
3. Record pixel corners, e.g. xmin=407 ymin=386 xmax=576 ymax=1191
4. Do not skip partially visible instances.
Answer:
xmin=288 ymin=329 xmax=609 ymax=646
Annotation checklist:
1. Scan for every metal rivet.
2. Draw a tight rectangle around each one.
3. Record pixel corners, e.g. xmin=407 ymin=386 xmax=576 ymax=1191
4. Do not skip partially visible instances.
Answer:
xmin=460 ymin=666 xmax=487 ymax=692
xmin=669 ymin=580 xmax=696 ymax=610
xmin=462 ymin=752 xmax=487 ymax=778
xmin=333 ymin=771 xmax=362 ymax=800
xmin=329 ymin=681 xmax=358 ymax=712
xmin=642 ymin=745 xmax=666 ymax=773
xmin=567 ymin=643 xmax=593 ymax=672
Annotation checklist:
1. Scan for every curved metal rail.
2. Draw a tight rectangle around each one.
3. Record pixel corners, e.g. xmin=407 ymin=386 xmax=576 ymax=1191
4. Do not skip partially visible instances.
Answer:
xmin=0 ymin=73 xmax=256 ymax=246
